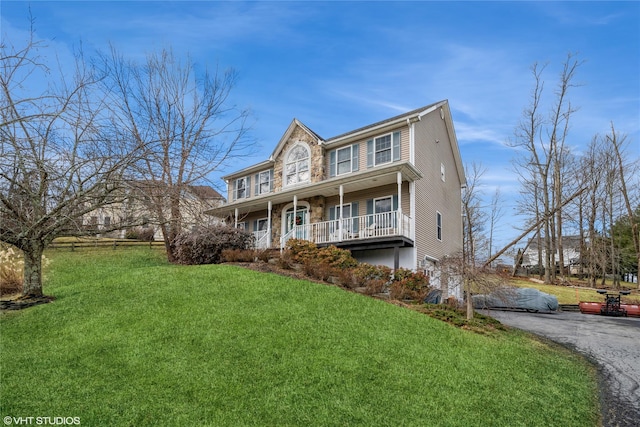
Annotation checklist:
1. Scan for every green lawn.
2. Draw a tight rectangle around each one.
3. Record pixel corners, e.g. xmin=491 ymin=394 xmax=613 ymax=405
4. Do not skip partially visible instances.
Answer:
xmin=1 ymin=248 xmax=600 ymax=426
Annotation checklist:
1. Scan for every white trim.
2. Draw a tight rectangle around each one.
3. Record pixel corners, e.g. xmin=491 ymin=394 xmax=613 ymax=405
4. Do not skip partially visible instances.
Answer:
xmin=256 ymin=169 xmax=273 ymax=195
xmin=436 ymin=211 xmax=442 ymax=242
xmin=373 ymin=132 xmax=394 ymax=167
xmin=255 ymin=217 xmax=269 ymax=232
xmin=373 ymin=195 xmax=393 ymax=213
xmin=233 ymin=176 xmax=249 ymax=200
xmin=334 ymin=144 xmax=357 ymax=176
xmin=283 ymin=142 xmax=311 ymax=188
xmin=281 ymin=201 xmax=310 ymax=238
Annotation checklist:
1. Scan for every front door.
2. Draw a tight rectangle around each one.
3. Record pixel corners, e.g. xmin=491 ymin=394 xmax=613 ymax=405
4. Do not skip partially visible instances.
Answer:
xmin=285 ymin=207 xmax=308 ymax=240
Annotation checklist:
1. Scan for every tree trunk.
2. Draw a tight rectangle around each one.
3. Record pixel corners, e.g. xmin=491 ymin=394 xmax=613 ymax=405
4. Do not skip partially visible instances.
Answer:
xmin=21 ymin=241 xmax=45 ymax=298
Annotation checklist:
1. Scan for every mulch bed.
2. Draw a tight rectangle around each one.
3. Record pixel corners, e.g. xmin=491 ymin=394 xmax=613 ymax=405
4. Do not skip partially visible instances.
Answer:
xmin=0 ymin=295 xmax=55 ymax=311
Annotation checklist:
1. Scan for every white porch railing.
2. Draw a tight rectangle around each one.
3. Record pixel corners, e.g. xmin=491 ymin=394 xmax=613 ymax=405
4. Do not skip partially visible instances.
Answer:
xmin=280 ymin=211 xmax=411 ymax=249
xmin=253 ymin=229 xmax=270 ymax=249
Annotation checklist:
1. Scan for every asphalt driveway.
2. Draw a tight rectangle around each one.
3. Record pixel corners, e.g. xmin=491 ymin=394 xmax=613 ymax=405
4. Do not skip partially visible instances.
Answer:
xmin=479 ymin=310 xmax=640 ymax=427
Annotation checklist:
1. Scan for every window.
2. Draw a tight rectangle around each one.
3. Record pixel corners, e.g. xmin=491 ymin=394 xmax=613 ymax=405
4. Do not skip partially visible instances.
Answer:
xmin=441 ymin=163 xmax=446 ymax=182
xmin=436 ymin=212 xmax=442 ymax=241
xmin=285 ymin=144 xmax=310 ymax=186
xmin=103 ymin=216 xmax=111 ymax=228
xmin=375 ymin=134 xmax=392 ymax=164
xmin=367 ymin=131 xmax=401 ymax=167
xmin=233 ymin=176 xmax=250 ymax=200
xmin=254 ymin=169 xmax=273 ymax=195
xmin=374 ymin=196 xmax=392 ymax=214
xmin=365 ymin=195 xmax=397 ymax=228
xmin=236 ymin=222 xmax=246 ymax=230
xmin=329 ymin=202 xmax=359 ymax=234
xmin=255 ymin=218 xmax=269 ymax=231
xmin=329 ymin=144 xmax=359 ymax=177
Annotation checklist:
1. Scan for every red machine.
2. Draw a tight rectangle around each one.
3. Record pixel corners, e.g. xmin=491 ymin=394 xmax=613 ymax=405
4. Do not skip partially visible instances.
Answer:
xmin=579 ymin=290 xmax=640 ymax=317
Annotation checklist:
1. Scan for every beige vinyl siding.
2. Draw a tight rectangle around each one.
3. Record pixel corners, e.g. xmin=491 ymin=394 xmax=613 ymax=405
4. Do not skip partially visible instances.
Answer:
xmin=238 ymin=210 xmax=270 ymax=231
xmin=325 ymin=128 xmax=410 ymax=177
xmin=413 ymin=109 xmax=463 ymax=265
xmin=324 ymin=183 xmax=411 ymax=219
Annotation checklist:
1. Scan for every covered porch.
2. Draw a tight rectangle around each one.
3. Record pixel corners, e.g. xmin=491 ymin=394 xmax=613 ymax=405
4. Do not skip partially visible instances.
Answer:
xmin=207 ymin=161 xmax=421 ymax=254
xmin=279 ymin=210 xmax=412 ymax=249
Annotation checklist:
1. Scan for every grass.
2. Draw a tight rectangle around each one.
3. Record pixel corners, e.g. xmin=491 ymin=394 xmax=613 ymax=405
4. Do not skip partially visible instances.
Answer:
xmin=1 ymin=248 xmax=600 ymax=426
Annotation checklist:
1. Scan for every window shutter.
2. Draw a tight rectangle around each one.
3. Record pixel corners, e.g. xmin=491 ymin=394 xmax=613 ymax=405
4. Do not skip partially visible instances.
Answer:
xmin=232 ymin=180 xmax=237 ymax=201
xmin=246 ymin=176 xmax=251 ymax=198
xmin=269 ymin=169 xmax=274 ymax=191
xmin=392 ymin=195 xmax=399 ymax=228
xmin=393 ymin=132 xmax=401 ymax=161
xmin=367 ymin=139 xmax=374 ymax=168
xmin=329 ymin=150 xmax=336 ymax=177
xmin=254 ymin=174 xmax=259 ymax=195
xmin=366 ymin=199 xmax=373 ymax=226
xmin=352 ymin=144 xmax=359 ymax=172
xmin=329 ymin=206 xmax=335 ymax=221
xmin=253 ymin=220 xmax=258 ymax=231
xmin=352 ymin=201 xmax=359 ymax=232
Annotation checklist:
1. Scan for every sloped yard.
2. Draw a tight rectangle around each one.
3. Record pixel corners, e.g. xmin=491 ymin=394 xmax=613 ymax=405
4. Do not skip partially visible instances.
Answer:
xmin=1 ymin=248 xmax=600 ymax=426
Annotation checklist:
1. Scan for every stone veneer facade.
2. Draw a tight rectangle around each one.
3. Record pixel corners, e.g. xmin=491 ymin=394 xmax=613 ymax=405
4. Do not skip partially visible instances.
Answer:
xmin=272 ymin=126 xmax=325 ymax=192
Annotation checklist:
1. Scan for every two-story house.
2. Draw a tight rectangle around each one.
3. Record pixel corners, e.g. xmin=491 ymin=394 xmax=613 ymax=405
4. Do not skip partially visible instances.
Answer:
xmin=208 ymin=101 xmax=466 ymax=295
xmin=86 ymin=182 xmax=225 ymax=240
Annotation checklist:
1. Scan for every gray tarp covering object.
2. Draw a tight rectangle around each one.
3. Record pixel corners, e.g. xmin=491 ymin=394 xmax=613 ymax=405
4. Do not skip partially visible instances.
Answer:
xmin=472 ymin=287 xmax=559 ymax=312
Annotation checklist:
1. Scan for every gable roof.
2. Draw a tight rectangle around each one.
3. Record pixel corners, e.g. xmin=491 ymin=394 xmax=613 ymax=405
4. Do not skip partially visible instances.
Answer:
xmin=222 ymin=100 xmax=465 ymax=187
xmin=325 ymin=101 xmax=441 ymax=145
xmin=270 ymin=118 xmax=324 ymax=160
xmin=189 ymin=185 xmax=225 ymax=201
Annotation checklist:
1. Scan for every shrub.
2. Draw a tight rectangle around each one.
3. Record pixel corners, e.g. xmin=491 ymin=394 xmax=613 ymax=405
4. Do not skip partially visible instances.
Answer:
xmin=0 ymin=245 xmax=51 ymax=296
xmin=389 ymin=268 xmax=431 ymax=301
xmin=0 ymin=246 xmax=23 ymax=295
xmin=173 ymin=225 xmax=254 ymax=265
xmin=221 ymin=249 xmax=257 ymax=263
xmin=255 ymin=249 xmax=273 ymax=263
xmin=285 ymin=239 xmax=319 ymax=265
xmin=276 ymin=251 xmax=293 ymax=270
xmin=302 ymin=260 xmax=332 ymax=281
xmin=316 ymin=246 xmax=358 ymax=270
xmin=337 ymin=263 xmax=392 ymax=292
xmin=353 ymin=263 xmax=392 ymax=284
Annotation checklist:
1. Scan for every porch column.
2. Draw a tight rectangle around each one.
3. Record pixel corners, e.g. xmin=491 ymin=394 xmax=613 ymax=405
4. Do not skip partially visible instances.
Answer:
xmin=267 ymin=200 xmax=272 ymax=248
xmin=339 ymin=185 xmax=344 ymax=240
xmin=394 ymin=246 xmax=400 ymax=271
xmin=234 ymin=208 xmax=239 ymax=228
xmin=396 ymin=172 xmax=402 ymax=216
xmin=293 ymin=195 xmax=297 ymax=219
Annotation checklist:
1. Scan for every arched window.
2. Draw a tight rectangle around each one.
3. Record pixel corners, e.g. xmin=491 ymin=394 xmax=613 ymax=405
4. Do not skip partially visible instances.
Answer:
xmin=284 ymin=144 xmax=310 ymax=186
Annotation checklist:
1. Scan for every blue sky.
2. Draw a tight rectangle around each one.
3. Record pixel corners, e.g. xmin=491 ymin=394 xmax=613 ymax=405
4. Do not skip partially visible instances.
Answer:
xmin=2 ymin=1 xmax=639 ymax=250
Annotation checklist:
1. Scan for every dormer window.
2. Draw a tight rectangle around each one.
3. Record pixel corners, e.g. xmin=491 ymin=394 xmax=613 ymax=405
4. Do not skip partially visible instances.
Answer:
xmin=285 ymin=144 xmax=310 ymax=186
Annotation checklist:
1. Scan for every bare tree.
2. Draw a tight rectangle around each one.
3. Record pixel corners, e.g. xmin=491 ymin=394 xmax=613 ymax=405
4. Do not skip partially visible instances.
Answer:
xmin=606 ymin=123 xmax=640 ymax=289
xmin=0 ymin=28 xmax=141 ymax=297
xmin=510 ymin=54 xmax=582 ymax=284
xmin=461 ymin=163 xmax=492 ymax=319
xmin=99 ymin=47 xmax=252 ymax=262
xmin=487 ymin=188 xmax=504 ymax=264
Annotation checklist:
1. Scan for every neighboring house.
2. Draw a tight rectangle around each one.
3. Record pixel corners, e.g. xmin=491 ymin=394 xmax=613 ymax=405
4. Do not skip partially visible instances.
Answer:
xmin=517 ymin=235 xmax=584 ymax=273
xmin=85 ymin=182 xmax=225 ymax=240
xmin=207 ymin=101 xmax=466 ymax=297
